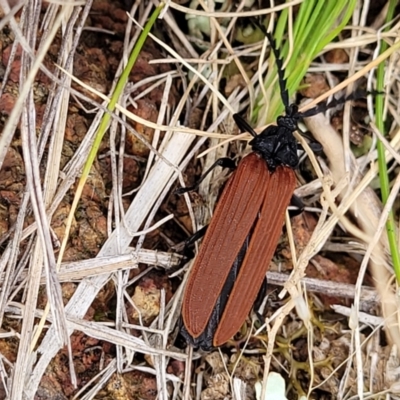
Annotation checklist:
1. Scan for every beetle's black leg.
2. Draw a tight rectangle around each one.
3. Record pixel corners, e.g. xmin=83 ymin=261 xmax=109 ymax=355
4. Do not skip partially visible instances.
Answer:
xmin=184 ymin=225 xmax=207 ymax=248
xmin=233 ymin=113 xmax=258 ymax=138
xmin=289 ymin=194 xmax=304 ymax=218
xmin=175 ymin=157 xmax=236 ymax=195
xmin=254 ymin=277 xmax=267 ymax=319
xmin=297 ymin=141 xmax=323 ymax=153
xmin=171 ymin=225 xmax=208 ymax=259
xmin=296 ymin=130 xmax=323 ymax=153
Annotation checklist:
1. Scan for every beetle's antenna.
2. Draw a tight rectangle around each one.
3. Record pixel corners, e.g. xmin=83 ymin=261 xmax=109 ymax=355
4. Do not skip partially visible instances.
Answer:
xmin=265 ymin=31 xmax=290 ymax=111
xmin=298 ymin=90 xmax=376 ymax=118
xmin=254 ymin=22 xmax=290 ymax=113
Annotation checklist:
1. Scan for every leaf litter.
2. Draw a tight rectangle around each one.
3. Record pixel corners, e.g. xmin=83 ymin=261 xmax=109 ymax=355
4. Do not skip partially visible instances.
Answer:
xmin=0 ymin=0 xmax=400 ymax=399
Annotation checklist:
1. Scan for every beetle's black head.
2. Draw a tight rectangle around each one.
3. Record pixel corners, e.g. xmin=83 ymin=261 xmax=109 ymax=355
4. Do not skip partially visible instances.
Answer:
xmin=276 ymin=114 xmax=299 ymax=131
xmin=285 ymin=103 xmax=299 ymax=117
xmin=278 ymin=104 xmax=301 ymax=130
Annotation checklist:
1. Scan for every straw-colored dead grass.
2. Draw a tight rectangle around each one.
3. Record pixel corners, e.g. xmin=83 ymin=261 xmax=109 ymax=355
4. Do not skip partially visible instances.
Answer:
xmin=0 ymin=0 xmax=400 ymax=399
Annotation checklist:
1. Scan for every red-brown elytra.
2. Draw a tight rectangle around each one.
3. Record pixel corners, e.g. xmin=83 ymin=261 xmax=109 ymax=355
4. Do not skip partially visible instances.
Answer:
xmin=179 ymin=29 xmax=333 ymax=350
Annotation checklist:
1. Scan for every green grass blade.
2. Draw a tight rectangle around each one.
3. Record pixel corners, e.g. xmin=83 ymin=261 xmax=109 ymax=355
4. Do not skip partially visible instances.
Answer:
xmin=374 ymin=0 xmax=400 ymax=282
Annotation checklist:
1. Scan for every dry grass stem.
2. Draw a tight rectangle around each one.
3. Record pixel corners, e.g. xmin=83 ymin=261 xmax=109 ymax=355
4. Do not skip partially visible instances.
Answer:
xmin=1 ymin=1 xmax=400 ymax=399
